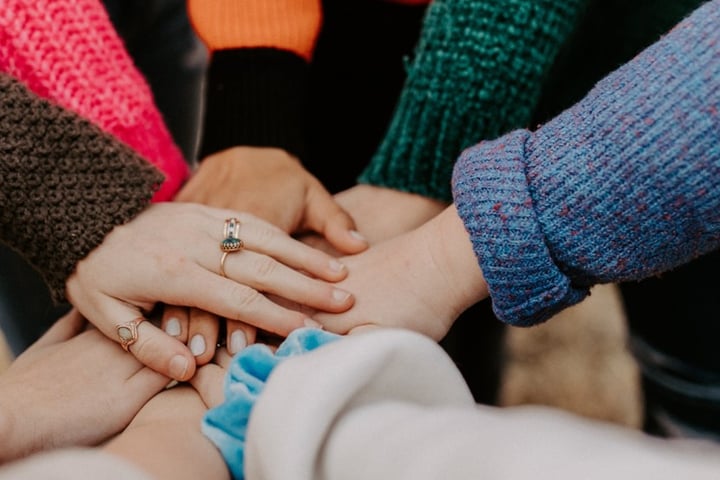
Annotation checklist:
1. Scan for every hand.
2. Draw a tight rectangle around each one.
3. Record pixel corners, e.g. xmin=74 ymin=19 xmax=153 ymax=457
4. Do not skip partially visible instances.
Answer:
xmin=335 ymin=184 xmax=448 ymax=244
xmin=160 ymin=306 xmax=257 ymax=364
xmin=104 ymin=386 xmax=229 ymax=480
xmin=66 ymin=202 xmax=354 ymax=381
xmin=312 ymin=206 xmax=489 ymax=340
xmin=176 ymin=146 xmax=368 ymax=254
xmin=0 ymin=310 xmax=169 ymax=464
xmin=300 ymin=184 xmax=447 ymax=254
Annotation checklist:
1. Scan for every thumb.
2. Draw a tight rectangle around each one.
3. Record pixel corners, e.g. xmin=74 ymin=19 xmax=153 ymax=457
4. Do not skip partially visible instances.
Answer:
xmin=304 ymin=184 xmax=368 ymax=255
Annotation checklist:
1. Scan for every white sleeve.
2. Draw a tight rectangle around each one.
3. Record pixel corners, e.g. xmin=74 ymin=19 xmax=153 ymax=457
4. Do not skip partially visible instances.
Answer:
xmin=245 ymin=329 xmax=720 ymax=480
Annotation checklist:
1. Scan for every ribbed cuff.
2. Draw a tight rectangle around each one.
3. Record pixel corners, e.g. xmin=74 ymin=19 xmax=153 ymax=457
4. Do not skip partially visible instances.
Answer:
xmin=361 ymin=0 xmax=590 ymax=202
xmin=0 ymin=75 xmax=163 ymax=303
xmin=452 ymin=130 xmax=588 ymax=326
xmin=199 ymin=48 xmax=309 ymax=160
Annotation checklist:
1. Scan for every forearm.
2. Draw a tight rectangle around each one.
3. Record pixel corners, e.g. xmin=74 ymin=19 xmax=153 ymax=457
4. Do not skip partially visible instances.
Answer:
xmin=362 ymin=0 xmax=590 ymax=201
xmin=104 ymin=387 xmax=229 ymax=480
xmin=452 ymin=0 xmax=720 ymax=326
xmin=188 ymin=0 xmax=322 ymax=159
xmin=0 ymin=74 xmax=162 ymax=302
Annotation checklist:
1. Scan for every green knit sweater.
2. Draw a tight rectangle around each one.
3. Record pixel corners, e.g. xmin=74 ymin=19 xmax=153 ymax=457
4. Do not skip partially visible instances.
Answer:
xmin=360 ymin=0 xmax=590 ymax=201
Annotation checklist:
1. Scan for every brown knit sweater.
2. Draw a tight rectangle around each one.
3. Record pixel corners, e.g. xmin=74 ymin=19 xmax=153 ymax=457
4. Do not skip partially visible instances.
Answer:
xmin=0 ymin=73 xmax=164 ymax=302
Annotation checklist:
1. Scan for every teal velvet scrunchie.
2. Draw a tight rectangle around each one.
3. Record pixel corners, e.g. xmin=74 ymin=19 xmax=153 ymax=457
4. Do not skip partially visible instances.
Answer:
xmin=201 ymin=328 xmax=340 ymax=479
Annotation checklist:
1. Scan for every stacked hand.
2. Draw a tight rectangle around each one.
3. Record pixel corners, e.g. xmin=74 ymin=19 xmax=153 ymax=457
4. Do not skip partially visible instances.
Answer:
xmin=66 ymin=202 xmax=356 ymax=381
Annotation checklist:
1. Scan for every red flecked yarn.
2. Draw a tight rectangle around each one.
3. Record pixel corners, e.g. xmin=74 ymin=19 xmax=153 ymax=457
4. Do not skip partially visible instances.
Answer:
xmin=0 ymin=0 xmax=189 ymax=201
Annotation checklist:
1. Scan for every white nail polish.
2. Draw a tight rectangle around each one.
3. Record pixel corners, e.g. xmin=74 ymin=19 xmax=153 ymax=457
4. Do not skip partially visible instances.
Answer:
xmin=333 ymin=289 xmax=351 ymax=302
xmin=190 ymin=335 xmax=206 ymax=356
xmin=230 ymin=330 xmax=247 ymax=354
xmin=329 ymin=259 xmax=346 ymax=273
xmin=165 ymin=317 xmax=181 ymax=337
xmin=349 ymin=230 xmax=366 ymax=242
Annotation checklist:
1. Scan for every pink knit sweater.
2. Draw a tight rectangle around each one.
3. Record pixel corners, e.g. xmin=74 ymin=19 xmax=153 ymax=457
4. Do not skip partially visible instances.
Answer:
xmin=0 ymin=0 xmax=189 ymax=201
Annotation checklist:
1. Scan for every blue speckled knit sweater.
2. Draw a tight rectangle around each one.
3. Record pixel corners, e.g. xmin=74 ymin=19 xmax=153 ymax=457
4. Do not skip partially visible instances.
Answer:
xmin=452 ymin=0 xmax=720 ymax=327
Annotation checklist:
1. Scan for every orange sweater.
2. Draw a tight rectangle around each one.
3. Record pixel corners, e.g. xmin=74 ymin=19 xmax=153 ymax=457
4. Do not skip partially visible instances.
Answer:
xmin=187 ymin=0 xmax=430 ymax=61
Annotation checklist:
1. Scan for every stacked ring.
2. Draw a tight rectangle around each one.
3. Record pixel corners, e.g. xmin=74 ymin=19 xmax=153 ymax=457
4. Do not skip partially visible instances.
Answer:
xmin=220 ymin=217 xmax=244 ymax=277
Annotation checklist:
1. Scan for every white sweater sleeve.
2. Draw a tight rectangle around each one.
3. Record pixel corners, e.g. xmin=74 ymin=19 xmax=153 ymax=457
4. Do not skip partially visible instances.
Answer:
xmin=246 ymin=329 xmax=720 ymax=480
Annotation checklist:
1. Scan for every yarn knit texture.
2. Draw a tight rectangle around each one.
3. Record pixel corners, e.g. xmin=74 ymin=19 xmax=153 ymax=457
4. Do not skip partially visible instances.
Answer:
xmin=360 ymin=0 xmax=589 ymax=201
xmin=0 ymin=0 xmax=188 ymax=201
xmin=0 ymin=74 xmax=163 ymax=302
xmin=452 ymin=0 xmax=720 ymax=327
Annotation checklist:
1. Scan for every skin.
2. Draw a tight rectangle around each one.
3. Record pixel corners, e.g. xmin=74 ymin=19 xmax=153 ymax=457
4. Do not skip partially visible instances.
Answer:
xmin=171 ymin=146 xmax=370 ymax=359
xmin=300 ymin=185 xmax=449 ymax=256
xmin=0 ymin=310 xmax=169 ymax=464
xmin=104 ymin=386 xmax=230 ymax=480
xmin=65 ymin=202 xmax=354 ymax=381
xmin=312 ymin=205 xmax=489 ymax=340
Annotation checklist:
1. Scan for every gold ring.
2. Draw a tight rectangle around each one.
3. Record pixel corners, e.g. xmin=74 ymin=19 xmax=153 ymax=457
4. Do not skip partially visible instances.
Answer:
xmin=220 ymin=218 xmax=244 ymax=277
xmin=117 ymin=317 xmax=145 ymax=352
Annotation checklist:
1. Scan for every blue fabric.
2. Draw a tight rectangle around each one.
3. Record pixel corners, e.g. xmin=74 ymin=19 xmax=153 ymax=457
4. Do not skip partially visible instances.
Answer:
xmin=201 ymin=328 xmax=340 ymax=480
xmin=452 ymin=0 xmax=720 ymax=326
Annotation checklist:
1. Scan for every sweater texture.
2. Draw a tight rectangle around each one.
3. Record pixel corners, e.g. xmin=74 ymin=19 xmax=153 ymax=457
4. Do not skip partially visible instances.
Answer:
xmin=452 ymin=0 xmax=720 ymax=326
xmin=361 ymin=0 xmax=589 ymax=201
xmin=0 ymin=74 xmax=163 ymax=302
xmin=0 ymin=0 xmax=188 ymax=201
xmin=188 ymin=0 xmax=431 ymax=160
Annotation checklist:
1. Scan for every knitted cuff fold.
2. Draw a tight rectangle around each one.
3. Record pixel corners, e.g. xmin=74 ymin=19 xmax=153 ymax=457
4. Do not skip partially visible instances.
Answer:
xmin=361 ymin=0 xmax=589 ymax=202
xmin=452 ymin=130 xmax=588 ymax=327
xmin=0 ymin=75 xmax=163 ymax=303
xmin=199 ymin=48 xmax=309 ymax=160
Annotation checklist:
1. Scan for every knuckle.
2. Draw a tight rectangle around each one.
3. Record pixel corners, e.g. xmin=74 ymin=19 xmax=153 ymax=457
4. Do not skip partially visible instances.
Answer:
xmin=227 ymin=283 xmax=263 ymax=316
xmin=251 ymin=255 xmax=278 ymax=281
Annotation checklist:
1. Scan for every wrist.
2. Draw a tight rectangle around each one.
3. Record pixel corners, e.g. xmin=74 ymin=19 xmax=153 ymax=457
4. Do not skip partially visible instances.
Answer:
xmin=427 ymin=205 xmax=488 ymax=313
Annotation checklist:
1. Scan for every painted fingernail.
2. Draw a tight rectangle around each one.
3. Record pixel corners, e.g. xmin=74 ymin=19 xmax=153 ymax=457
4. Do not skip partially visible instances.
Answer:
xmin=329 ymin=259 xmax=346 ymax=273
xmin=230 ymin=330 xmax=247 ymax=354
xmin=165 ymin=317 xmax=181 ymax=337
xmin=333 ymin=288 xmax=351 ymax=303
xmin=349 ymin=230 xmax=366 ymax=242
xmin=304 ymin=318 xmax=323 ymax=329
xmin=169 ymin=355 xmax=189 ymax=380
xmin=190 ymin=335 xmax=206 ymax=356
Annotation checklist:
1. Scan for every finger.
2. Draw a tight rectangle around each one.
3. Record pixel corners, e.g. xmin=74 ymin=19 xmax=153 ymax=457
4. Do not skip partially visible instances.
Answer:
xmin=225 ymin=320 xmax=257 ymax=355
xmin=128 ymin=320 xmax=197 ymax=382
xmin=90 ymin=297 xmax=197 ymax=382
xmin=219 ymin=249 xmax=354 ymax=313
xmin=187 ymin=308 xmax=220 ymax=365
xmin=137 ymin=264 xmax=319 ymax=337
xmin=214 ymin=346 xmax=234 ymax=369
xmin=190 ymin=363 xmax=227 ymax=408
xmin=303 ymin=184 xmax=368 ymax=255
xmin=202 ymin=211 xmax=349 ymax=282
xmin=28 ymin=308 xmax=87 ymax=350
xmin=161 ymin=305 xmax=189 ymax=343
xmin=125 ymin=366 xmax=172 ymax=399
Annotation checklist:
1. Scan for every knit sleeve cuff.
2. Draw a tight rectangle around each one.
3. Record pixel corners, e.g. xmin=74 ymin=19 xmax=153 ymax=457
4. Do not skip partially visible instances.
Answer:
xmin=0 ymin=75 xmax=163 ymax=303
xmin=451 ymin=130 xmax=588 ymax=326
xmin=198 ymin=48 xmax=309 ymax=160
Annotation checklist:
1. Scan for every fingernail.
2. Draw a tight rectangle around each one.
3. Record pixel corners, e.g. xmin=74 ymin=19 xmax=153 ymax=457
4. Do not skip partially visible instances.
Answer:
xmin=230 ymin=330 xmax=247 ymax=354
xmin=304 ymin=318 xmax=323 ymax=329
xmin=190 ymin=335 xmax=206 ymax=356
xmin=329 ymin=259 xmax=346 ymax=273
xmin=165 ymin=317 xmax=181 ymax=337
xmin=333 ymin=288 xmax=351 ymax=303
xmin=169 ymin=355 xmax=189 ymax=380
xmin=349 ymin=230 xmax=366 ymax=242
